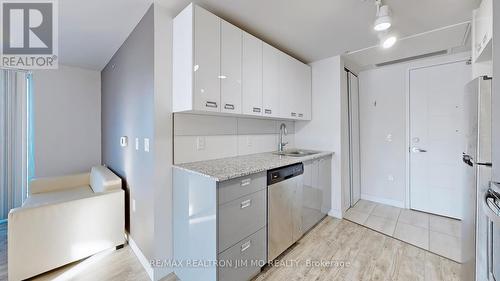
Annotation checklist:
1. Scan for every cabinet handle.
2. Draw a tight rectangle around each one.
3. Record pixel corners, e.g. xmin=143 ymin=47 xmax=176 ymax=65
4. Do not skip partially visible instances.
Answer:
xmin=205 ymin=101 xmax=217 ymax=108
xmin=253 ymin=107 xmax=261 ymax=113
xmin=241 ymin=240 xmax=251 ymax=252
xmin=240 ymin=199 xmax=252 ymax=209
xmin=265 ymin=109 xmax=272 ymax=114
xmin=298 ymin=113 xmax=304 ymax=118
xmin=224 ymin=104 xmax=235 ymax=110
xmin=291 ymin=112 xmax=297 ymax=117
xmin=241 ymin=178 xmax=251 ymax=186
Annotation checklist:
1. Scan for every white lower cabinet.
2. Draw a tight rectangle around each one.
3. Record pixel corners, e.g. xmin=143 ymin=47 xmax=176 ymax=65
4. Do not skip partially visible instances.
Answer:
xmin=302 ymin=156 xmax=331 ymax=232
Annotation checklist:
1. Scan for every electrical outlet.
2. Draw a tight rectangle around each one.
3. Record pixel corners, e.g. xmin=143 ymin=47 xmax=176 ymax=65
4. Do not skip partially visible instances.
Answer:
xmin=144 ymin=138 xmax=150 ymax=152
xmin=135 ymin=138 xmax=139 ymax=150
xmin=197 ymin=137 xmax=206 ymax=150
xmin=132 ymin=199 xmax=136 ymax=212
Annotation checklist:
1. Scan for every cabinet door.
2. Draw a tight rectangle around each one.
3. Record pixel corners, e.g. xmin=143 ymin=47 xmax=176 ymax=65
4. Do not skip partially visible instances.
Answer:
xmin=297 ymin=63 xmax=312 ymax=120
xmin=194 ymin=6 xmax=221 ymax=112
xmin=279 ymin=54 xmax=296 ymax=119
xmin=318 ymin=157 xmax=332 ymax=214
xmin=242 ymin=32 xmax=263 ymax=116
xmin=302 ymin=160 xmax=323 ymax=233
xmin=262 ymin=43 xmax=280 ymax=117
xmin=220 ymin=20 xmax=242 ymax=114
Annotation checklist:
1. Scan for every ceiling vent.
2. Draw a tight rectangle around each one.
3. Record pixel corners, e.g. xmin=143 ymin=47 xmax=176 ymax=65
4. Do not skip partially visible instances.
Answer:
xmin=374 ymin=50 xmax=449 ymax=67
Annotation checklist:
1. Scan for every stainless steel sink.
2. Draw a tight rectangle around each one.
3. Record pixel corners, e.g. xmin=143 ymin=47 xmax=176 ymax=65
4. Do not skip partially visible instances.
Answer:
xmin=273 ymin=149 xmax=320 ymax=157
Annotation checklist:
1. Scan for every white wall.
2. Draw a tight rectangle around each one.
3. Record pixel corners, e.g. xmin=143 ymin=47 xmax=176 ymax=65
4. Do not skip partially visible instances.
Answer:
xmin=492 ymin=0 xmax=500 ymax=183
xmin=295 ymin=55 xmax=350 ymax=218
xmin=358 ymin=52 xmax=471 ymax=208
xmin=174 ymin=113 xmax=295 ymax=164
xmin=153 ymin=4 xmax=174 ymax=280
xmin=32 ymin=65 xmax=101 ymax=177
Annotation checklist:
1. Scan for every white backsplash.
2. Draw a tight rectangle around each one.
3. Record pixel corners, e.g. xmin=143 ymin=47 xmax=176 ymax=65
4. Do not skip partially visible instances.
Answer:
xmin=174 ymin=113 xmax=295 ymax=164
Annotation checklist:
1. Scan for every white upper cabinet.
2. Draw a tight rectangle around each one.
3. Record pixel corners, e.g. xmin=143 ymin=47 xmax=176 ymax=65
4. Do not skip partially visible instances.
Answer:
xmin=194 ymin=6 xmax=221 ymax=112
xmin=242 ymin=32 xmax=263 ymax=116
xmin=262 ymin=43 xmax=281 ymax=117
xmin=221 ymin=20 xmax=242 ymax=114
xmin=473 ymin=0 xmax=492 ymax=62
xmin=279 ymin=53 xmax=311 ymax=120
xmin=279 ymin=53 xmax=296 ymax=119
xmin=173 ymin=4 xmax=311 ymax=120
xmin=173 ymin=4 xmax=221 ymax=113
xmin=298 ymin=63 xmax=312 ymax=120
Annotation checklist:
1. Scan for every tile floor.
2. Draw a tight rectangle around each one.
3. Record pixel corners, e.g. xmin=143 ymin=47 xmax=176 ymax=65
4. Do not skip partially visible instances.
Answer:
xmin=344 ymin=199 xmax=463 ymax=262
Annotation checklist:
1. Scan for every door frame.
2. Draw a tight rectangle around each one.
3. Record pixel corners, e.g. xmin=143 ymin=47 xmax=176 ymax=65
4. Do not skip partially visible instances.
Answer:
xmin=345 ymin=68 xmax=361 ymax=208
xmin=405 ymin=54 xmax=471 ymax=209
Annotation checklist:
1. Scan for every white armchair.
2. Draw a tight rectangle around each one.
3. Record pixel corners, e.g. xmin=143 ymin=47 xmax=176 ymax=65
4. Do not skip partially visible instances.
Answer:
xmin=8 ymin=166 xmax=125 ymax=281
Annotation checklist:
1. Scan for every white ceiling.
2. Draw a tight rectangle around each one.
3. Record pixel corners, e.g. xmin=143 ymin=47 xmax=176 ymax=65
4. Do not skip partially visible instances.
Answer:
xmin=58 ymin=0 xmax=152 ymax=70
xmin=345 ymin=22 xmax=471 ymax=69
xmin=59 ymin=0 xmax=480 ymax=70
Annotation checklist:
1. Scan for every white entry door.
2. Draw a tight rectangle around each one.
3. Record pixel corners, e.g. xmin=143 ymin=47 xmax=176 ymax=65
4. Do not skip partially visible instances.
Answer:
xmin=409 ymin=60 xmax=470 ymax=219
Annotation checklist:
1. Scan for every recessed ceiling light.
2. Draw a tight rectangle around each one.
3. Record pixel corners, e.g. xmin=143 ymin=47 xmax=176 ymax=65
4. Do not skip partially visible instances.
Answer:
xmin=381 ymin=36 xmax=397 ymax=48
xmin=373 ymin=5 xmax=391 ymax=31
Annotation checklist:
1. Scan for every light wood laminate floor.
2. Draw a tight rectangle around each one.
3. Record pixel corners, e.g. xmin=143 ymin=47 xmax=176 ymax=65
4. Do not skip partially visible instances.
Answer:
xmin=253 ymin=217 xmax=461 ymax=281
xmin=0 ymin=217 xmax=460 ymax=281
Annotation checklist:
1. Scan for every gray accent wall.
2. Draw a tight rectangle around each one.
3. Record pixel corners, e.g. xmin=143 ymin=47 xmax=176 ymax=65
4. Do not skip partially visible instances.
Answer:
xmin=101 ymin=6 xmax=155 ymax=260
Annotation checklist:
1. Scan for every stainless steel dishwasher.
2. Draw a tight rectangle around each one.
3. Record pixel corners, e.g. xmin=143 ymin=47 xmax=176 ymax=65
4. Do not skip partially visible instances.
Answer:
xmin=267 ymin=163 xmax=304 ymax=261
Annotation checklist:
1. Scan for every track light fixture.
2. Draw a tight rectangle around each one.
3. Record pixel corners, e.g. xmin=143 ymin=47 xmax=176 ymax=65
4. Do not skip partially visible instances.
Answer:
xmin=374 ymin=4 xmax=391 ymax=31
xmin=374 ymin=0 xmax=396 ymax=48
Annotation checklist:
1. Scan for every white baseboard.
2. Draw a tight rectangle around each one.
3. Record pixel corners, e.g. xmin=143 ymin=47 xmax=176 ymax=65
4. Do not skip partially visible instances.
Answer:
xmin=360 ymin=194 xmax=405 ymax=208
xmin=328 ymin=209 xmax=343 ymax=219
xmin=128 ymin=236 xmax=154 ymax=281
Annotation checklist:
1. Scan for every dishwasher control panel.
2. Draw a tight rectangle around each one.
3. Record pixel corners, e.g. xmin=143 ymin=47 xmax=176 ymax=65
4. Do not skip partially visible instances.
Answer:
xmin=267 ymin=163 xmax=304 ymax=185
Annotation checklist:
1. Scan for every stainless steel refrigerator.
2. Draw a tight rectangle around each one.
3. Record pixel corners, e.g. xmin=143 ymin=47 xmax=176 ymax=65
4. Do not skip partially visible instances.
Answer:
xmin=462 ymin=76 xmax=493 ymax=281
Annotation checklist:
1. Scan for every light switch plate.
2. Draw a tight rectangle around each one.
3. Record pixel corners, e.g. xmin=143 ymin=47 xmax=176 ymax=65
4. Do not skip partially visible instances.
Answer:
xmin=144 ymin=138 xmax=150 ymax=152
xmin=135 ymin=138 xmax=139 ymax=150
xmin=197 ymin=137 xmax=206 ymax=150
xmin=120 ymin=136 xmax=128 ymax=147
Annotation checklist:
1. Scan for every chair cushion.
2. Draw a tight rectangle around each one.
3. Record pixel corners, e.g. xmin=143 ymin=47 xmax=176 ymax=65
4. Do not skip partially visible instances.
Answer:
xmin=90 ymin=166 xmax=122 ymax=193
xmin=22 ymin=186 xmax=94 ymax=208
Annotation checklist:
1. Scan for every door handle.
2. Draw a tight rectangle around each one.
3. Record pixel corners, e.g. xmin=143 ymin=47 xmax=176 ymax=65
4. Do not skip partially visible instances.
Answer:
xmin=463 ymin=153 xmax=474 ymax=167
xmin=205 ymin=101 xmax=217 ymax=108
xmin=411 ymin=147 xmax=427 ymax=153
xmin=240 ymin=178 xmax=251 ymax=186
xmin=240 ymin=240 xmax=251 ymax=252
xmin=240 ymin=199 xmax=252 ymax=209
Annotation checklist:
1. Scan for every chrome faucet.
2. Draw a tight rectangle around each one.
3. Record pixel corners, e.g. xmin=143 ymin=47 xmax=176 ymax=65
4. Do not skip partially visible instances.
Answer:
xmin=278 ymin=123 xmax=288 ymax=152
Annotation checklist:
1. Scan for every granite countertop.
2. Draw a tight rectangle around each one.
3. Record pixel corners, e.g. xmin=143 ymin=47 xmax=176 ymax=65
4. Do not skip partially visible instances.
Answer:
xmin=173 ymin=150 xmax=333 ymax=181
